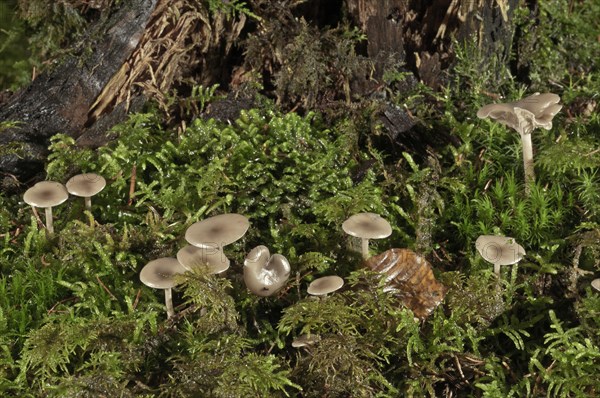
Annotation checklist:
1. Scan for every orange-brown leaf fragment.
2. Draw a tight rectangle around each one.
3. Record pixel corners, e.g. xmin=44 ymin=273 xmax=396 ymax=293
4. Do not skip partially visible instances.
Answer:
xmin=363 ymin=248 xmax=447 ymax=318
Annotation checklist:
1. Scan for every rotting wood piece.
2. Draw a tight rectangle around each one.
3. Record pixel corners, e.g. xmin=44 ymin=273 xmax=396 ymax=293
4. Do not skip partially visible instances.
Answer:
xmin=0 ymin=0 xmax=158 ymax=183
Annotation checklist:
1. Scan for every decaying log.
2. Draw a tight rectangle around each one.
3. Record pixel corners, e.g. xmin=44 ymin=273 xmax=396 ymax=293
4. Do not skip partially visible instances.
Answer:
xmin=0 ymin=0 xmax=157 ymax=183
xmin=0 ymin=0 xmax=246 ymax=185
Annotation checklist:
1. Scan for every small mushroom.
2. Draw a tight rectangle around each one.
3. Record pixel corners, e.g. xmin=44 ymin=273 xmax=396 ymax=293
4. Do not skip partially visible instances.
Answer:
xmin=307 ymin=275 xmax=344 ymax=296
xmin=185 ymin=213 xmax=250 ymax=252
xmin=292 ymin=334 xmax=321 ymax=348
xmin=23 ymin=181 xmax=69 ymax=234
xmin=477 ymin=93 xmax=562 ymax=190
xmin=177 ymin=244 xmax=230 ymax=274
xmin=139 ymin=257 xmax=187 ymax=318
xmin=65 ymin=173 xmax=106 ymax=211
xmin=342 ymin=213 xmax=392 ymax=259
xmin=243 ymin=245 xmax=291 ymax=297
xmin=592 ymin=278 xmax=600 ymax=292
xmin=475 ymin=235 xmax=526 ymax=276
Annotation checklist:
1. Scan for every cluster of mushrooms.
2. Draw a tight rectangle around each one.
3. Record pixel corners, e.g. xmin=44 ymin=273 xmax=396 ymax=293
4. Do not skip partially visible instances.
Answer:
xmin=23 ymin=173 xmax=107 ymax=233
xmin=21 ymin=92 xmax=600 ymax=325
xmin=140 ymin=213 xmax=293 ymax=318
xmin=139 ymin=212 xmax=392 ymax=319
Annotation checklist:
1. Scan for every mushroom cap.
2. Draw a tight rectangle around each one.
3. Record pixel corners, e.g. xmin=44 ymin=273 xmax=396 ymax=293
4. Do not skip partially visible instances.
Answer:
xmin=592 ymin=278 xmax=600 ymax=292
xmin=342 ymin=213 xmax=392 ymax=240
xmin=185 ymin=213 xmax=250 ymax=248
xmin=307 ymin=275 xmax=344 ymax=296
xmin=66 ymin=173 xmax=106 ymax=197
xmin=292 ymin=334 xmax=321 ymax=348
xmin=176 ymin=245 xmax=230 ymax=274
xmin=243 ymin=246 xmax=291 ymax=297
xmin=23 ymin=181 xmax=69 ymax=208
xmin=140 ymin=257 xmax=188 ymax=289
xmin=475 ymin=235 xmax=526 ymax=266
xmin=515 ymin=93 xmax=562 ymax=119
xmin=477 ymin=93 xmax=562 ymax=135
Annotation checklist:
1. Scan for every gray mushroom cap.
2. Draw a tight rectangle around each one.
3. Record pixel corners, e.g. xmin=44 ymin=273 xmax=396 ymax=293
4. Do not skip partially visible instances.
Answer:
xmin=185 ymin=213 xmax=250 ymax=249
xmin=307 ymin=275 xmax=344 ymax=296
xmin=23 ymin=181 xmax=69 ymax=208
xmin=176 ymin=245 xmax=230 ymax=274
xmin=592 ymin=278 xmax=600 ymax=292
xmin=140 ymin=258 xmax=188 ymax=289
xmin=477 ymin=93 xmax=562 ymax=135
xmin=65 ymin=173 xmax=107 ymax=198
xmin=243 ymin=245 xmax=291 ymax=297
xmin=475 ymin=235 xmax=526 ymax=266
xmin=292 ymin=334 xmax=321 ymax=348
xmin=342 ymin=213 xmax=392 ymax=239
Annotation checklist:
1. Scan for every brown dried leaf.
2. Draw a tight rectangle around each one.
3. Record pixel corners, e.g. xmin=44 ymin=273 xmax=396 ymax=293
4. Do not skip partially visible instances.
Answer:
xmin=363 ymin=248 xmax=447 ymax=318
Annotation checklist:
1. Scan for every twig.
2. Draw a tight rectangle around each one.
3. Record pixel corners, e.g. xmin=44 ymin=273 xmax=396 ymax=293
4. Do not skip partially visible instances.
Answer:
xmin=47 ymin=296 xmax=78 ymax=314
xmin=40 ymin=254 xmax=51 ymax=267
xmin=96 ymin=275 xmax=118 ymax=300
xmin=128 ymin=163 xmax=137 ymax=206
xmin=132 ymin=288 xmax=142 ymax=310
xmin=30 ymin=206 xmax=45 ymax=230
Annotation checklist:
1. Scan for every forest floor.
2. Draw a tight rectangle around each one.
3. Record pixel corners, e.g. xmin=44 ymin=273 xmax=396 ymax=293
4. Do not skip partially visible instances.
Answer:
xmin=0 ymin=0 xmax=599 ymax=397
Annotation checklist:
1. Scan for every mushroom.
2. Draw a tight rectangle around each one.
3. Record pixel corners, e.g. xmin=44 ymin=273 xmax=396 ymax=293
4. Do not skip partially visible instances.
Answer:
xmin=475 ymin=235 xmax=526 ymax=276
xmin=292 ymin=334 xmax=321 ymax=348
xmin=65 ymin=173 xmax=106 ymax=211
xmin=592 ymin=278 xmax=600 ymax=292
xmin=177 ymin=244 xmax=230 ymax=274
xmin=307 ymin=275 xmax=344 ymax=296
xmin=342 ymin=213 xmax=392 ymax=259
xmin=477 ymin=93 xmax=562 ymax=190
xmin=23 ymin=181 xmax=69 ymax=234
xmin=185 ymin=213 xmax=250 ymax=252
xmin=243 ymin=245 xmax=291 ymax=297
xmin=139 ymin=257 xmax=187 ymax=318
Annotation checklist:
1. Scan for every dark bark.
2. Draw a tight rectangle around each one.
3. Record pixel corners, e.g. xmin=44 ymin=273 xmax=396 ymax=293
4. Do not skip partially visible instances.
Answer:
xmin=0 ymin=0 xmax=157 ymax=183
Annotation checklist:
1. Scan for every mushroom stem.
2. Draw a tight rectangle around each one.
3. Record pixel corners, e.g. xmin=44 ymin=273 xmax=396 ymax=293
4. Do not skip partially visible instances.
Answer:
xmin=520 ymin=132 xmax=535 ymax=192
xmin=361 ymin=238 xmax=370 ymax=260
xmin=44 ymin=207 xmax=54 ymax=234
xmin=494 ymin=263 xmax=501 ymax=277
xmin=84 ymin=196 xmax=92 ymax=211
xmin=164 ymin=287 xmax=174 ymax=318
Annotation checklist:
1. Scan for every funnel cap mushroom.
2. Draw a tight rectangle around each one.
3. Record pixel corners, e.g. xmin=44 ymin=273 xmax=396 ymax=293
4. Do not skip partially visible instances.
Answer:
xmin=66 ymin=173 xmax=106 ymax=198
xmin=307 ymin=275 xmax=344 ymax=296
xmin=140 ymin=257 xmax=188 ymax=289
xmin=140 ymin=257 xmax=188 ymax=319
xmin=185 ymin=213 xmax=249 ymax=249
xmin=243 ymin=245 xmax=291 ymax=297
xmin=23 ymin=181 xmax=69 ymax=208
xmin=342 ymin=212 xmax=392 ymax=239
xmin=477 ymin=93 xmax=562 ymax=191
xmin=23 ymin=181 xmax=69 ymax=234
xmin=476 ymin=235 xmax=525 ymax=276
xmin=592 ymin=278 xmax=600 ymax=292
xmin=477 ymin=93 xmax=562 ymax=134
xmin=342 ymin=213 xmax=392 ymax=259
xmin=177 ymin=245 xmax=230 ymax=274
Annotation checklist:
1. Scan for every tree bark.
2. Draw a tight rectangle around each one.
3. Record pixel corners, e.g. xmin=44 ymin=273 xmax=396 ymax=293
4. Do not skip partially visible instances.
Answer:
xmin=0 ymin=0 xmax=158 ymax=183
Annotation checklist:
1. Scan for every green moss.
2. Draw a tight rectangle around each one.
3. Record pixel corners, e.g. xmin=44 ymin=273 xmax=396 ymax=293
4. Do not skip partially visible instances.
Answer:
xmin=1 ymin=1 xmax=600 ymax=397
